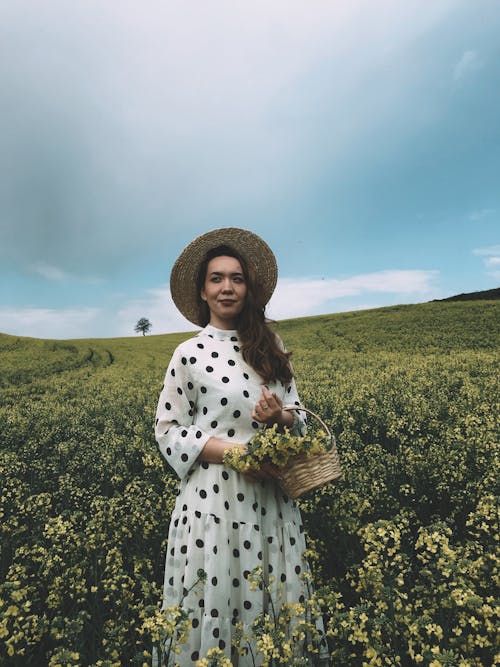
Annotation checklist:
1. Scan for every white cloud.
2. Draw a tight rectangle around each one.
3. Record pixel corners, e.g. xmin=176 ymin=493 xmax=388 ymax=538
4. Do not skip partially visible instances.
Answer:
xmin=0 ymin=307 xmax=102 ymax=339
xmin=115 ymin=285 xmax=195 ymax=337
xmin=28 ymin=262 xmax=106 ymax=285
xmin=0 ymin=269 xmax=442 ymax=339
xmin=473 ymin=245 xmax=500 ymax=281
xmin=0 ymin=286 xmax=194 ymax=339
xmin=267 ymin=270 xmax=440 ymax=320
xmin=453 ymin=49 xmax=482 ymax=82
xmin=469 ymin=208 xmax=494 ymax=221
xmin=124 ymin=274 xmax=436 ymax=340
xmin=473 ymin=245 xmax=500 ymax=257
xmin=30 ymin=262 xmax=68 ymax=281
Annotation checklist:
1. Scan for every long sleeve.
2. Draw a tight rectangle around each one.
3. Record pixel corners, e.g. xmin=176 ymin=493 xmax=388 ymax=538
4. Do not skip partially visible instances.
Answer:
xmin=275 ymin=334 xmax=307 ymax=436
xmin=155 ymin=346 xmax=210 ymax=479
xmin=283 ymin=374 xmax=307 ymax=436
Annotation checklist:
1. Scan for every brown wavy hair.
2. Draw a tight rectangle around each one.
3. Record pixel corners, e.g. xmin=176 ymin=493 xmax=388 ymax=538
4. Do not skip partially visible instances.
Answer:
xmin=196 ymin=245 xmax=293 ymax=384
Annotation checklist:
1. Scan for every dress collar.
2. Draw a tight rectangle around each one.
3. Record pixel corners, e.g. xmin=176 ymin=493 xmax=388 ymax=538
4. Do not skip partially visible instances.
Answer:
xmin=201 ymin=324 xmax=240 ymax=341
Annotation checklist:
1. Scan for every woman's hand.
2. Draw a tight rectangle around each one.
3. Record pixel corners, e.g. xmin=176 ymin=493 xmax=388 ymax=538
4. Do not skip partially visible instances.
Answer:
xmin=252 ymin=386 xmax=293 ymax=428
xmin=198 ymin=437 xmax=238 ymax=464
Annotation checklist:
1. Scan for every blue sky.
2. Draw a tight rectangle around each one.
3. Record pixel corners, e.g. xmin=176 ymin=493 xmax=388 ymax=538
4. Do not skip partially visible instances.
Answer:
xmin=1 ymin=0 xmax=499 ymax=339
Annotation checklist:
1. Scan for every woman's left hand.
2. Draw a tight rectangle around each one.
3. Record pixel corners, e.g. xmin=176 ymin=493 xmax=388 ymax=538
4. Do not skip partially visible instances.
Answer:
xmin=252 ymin=386 xmax=283 ymax=425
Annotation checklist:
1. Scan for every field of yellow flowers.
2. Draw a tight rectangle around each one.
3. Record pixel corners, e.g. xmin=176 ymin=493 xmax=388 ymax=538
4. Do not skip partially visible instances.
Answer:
xmin=0 ymin=300 xmax=498 ymax=666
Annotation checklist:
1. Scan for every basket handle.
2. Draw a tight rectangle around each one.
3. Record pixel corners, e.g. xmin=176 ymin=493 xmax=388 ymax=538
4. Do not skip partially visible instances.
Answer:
xmin=283 ymin=405 xmax=333 ymax=440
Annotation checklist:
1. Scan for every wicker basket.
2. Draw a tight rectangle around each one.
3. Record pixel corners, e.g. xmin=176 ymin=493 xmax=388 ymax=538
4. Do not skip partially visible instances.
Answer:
xmin=279 ymin=406 xmax=342 ymax=499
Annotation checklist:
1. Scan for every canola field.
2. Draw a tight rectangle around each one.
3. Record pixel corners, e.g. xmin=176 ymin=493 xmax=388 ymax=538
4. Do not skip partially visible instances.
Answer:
xmin=0 ymin=300 xmax=499 ymax=666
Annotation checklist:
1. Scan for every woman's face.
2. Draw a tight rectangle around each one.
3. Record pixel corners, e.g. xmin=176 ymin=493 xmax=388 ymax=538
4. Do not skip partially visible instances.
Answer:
xmin=201 ymin=255 xmax=247 ymax=329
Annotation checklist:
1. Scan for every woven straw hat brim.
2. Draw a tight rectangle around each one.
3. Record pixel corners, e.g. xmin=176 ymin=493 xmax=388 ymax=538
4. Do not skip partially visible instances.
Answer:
xmin=170 ymin=227 xmax=278 ymax=326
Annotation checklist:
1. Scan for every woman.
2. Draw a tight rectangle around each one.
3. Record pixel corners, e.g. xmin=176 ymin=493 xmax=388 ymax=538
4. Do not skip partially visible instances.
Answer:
xmin=154 ymin=228 xmax=323 ymax=665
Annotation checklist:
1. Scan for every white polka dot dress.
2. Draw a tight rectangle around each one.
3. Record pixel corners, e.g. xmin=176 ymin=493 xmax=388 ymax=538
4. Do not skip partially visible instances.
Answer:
xmin=154 ymin=325 xmax=321 ymax=665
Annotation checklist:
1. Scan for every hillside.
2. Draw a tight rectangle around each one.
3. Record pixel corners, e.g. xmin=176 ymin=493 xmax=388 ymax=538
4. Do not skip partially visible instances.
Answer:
xmin=435 ymin=286 xmax=500 ymax=302
xmin=1 ymin=300 xmax=498 ymax=388
xmin=0 ymin=298 xmax=499 ymax=665
xmin=275 ymin=299 xmax=499 ymax=353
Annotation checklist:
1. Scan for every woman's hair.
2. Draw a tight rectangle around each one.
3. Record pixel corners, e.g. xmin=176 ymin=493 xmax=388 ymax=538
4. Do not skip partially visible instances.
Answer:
xmin=196 ymin=245 xmax=293 ymax=384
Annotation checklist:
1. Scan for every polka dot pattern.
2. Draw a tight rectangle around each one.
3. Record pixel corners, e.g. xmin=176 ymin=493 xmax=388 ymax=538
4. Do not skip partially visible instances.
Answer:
xmin=153 ymin=324 xmax=319 ymax=665
xmin=155 ymin=325 xmax=305 ymax=481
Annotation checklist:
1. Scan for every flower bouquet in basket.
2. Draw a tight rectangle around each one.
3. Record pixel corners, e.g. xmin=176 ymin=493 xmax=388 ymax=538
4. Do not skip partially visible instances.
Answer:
xmin=223 ymin=406 xmax=342 ymax=498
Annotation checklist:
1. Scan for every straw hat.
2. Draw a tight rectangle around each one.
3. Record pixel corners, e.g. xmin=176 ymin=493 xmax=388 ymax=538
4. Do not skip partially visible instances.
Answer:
xmin=170 ymin=227 xmax=278 ymax=326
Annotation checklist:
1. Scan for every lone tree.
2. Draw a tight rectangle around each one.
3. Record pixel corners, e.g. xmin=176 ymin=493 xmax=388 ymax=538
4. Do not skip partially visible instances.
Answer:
xmin=135 ymin=317 xmax=152 ymax=336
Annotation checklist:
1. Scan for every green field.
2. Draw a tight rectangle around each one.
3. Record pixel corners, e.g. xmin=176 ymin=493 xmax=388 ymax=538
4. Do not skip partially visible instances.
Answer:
xmin=0 ymin=300 xmax=499 ymax=666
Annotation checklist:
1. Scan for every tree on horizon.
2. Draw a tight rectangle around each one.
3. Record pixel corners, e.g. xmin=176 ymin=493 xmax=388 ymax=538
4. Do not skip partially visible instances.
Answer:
xmin=134 ymin=317 xmax=152 ymax=336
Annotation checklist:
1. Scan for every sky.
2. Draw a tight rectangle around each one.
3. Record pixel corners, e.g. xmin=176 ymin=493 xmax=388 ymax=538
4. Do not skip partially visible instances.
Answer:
xmin=1 ymin=0 xmax=499 ymax=339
